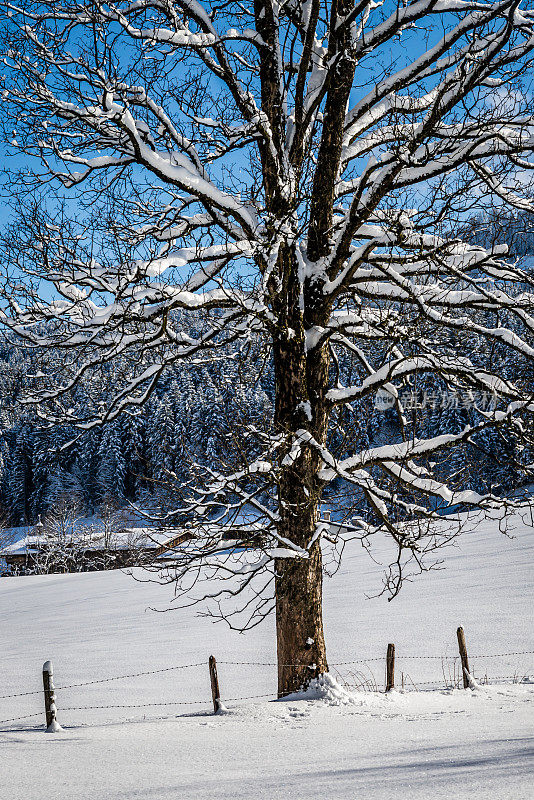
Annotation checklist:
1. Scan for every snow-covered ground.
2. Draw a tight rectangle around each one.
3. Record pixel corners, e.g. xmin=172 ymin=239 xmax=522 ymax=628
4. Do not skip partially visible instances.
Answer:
xmin=1 ymin=509 xmax=533 ymax=799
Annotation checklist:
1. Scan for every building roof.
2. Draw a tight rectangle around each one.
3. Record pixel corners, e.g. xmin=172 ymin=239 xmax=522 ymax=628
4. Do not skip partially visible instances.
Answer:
xmin=0 ymin=527 xmax=181 ymax=558
xmin=1 ymin=512 xmax=355 ymax=560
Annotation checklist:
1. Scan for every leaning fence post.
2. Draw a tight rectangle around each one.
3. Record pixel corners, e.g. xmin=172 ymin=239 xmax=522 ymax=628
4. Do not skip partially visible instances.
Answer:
xmin=456 ymin=626 xmax=471 ymax=689
xmin=386 ymin=643 xmax=395 ymax=692
xmin=42 ymin=660 xmax=62 ymax=732
xmin=209 ymin=655 xmax=221 ymax=713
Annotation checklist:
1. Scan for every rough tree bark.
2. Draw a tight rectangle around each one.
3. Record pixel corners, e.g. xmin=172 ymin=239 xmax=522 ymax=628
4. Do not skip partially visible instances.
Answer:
xmin=274 ymin=346 xmax=330 ymax=695
xmin=270 ymin=241 xmax=332 ymax=695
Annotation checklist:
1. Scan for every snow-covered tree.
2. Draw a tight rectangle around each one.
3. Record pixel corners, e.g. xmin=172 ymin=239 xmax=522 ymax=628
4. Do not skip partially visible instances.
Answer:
xmin=5 ymin=423 xmax=34 ymax=525
xmin=2 ymin=0 xmax=534 ymax=695
xmin=97 ymin=420 xmax=127 ymax=502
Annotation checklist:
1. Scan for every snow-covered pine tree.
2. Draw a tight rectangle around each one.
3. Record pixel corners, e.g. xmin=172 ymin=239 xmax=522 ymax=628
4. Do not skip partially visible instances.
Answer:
xmin=122 ymin=412 xmax=144 ymax=500
xmin=0 ymin=435 xmax=8 ymax=524
xmin=2 ymin=0 xmax=534 ymax=695
xmin=30 ymin=426 xmax=52 ymax=519
xmin=146 ymin=394 xmax=179 ymax=508
xmin=5 ymin=423 xmax=34 ymax=526
xmin=75 ymin=427 xmax=101 ymax=514
xmin=97 ymin=421 xmax=127 ymax=504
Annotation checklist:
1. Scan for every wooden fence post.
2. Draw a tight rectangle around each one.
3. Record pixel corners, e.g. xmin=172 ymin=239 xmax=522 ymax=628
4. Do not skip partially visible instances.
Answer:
xmin=386 ymin=643 xmax=395 ymax=692
xmin=456 ymin=626 xmax=471 ymax=688
xmin=42 ymin=660 xmax=61 ymax=732
xmin=209 ymin=655 xmax=221 ymax=713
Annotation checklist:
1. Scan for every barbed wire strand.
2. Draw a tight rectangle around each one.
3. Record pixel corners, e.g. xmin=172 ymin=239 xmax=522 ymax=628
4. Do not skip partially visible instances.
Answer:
xmin=469 ymin=652 xmax=534 ymax=658
xmin=0 ymin=662 xmax=207 ymax=700
xmin=0 ymin=712 xmax=43 ymax=726
xmin=60 ymin=693 xmax=276 ymax=711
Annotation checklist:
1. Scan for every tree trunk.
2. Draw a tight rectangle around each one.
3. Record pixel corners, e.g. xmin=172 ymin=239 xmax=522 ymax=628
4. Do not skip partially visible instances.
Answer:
xmin=274 ymin=403 xmax=330 ymax=697
xmin=271 ymin=250 xmax=330 ymax=696
xmin=275 ymin=535 xmax=328 ymax=697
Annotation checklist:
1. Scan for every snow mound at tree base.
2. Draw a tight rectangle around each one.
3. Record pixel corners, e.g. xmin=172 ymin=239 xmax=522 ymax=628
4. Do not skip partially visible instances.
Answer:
xmin=278 ymin=675 xmax=534 ymax=717
xmin=281 ymin=672 xmax=360 ymax=705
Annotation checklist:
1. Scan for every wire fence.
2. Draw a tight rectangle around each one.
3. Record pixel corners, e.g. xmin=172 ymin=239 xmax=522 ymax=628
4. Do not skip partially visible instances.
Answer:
xmin=1 ymin=646 xmax=533 ymax=730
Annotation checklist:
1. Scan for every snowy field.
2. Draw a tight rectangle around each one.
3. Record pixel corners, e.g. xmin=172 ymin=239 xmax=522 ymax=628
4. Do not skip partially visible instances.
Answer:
xmin=1 ymin=509 xmax=533 ymax=799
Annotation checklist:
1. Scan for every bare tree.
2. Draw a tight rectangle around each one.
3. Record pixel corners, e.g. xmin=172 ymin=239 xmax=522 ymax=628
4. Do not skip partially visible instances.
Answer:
xmin=34 ymin=493 xmax=85 ymax=573
xmin=97 ymin=493 xmax=124 ymax=553
xmin=2 ymin=0 xmax=534 ymax=695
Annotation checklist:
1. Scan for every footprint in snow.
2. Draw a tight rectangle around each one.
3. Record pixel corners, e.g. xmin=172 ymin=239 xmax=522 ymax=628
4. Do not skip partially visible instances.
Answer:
xmin=287 ymin=707 xmax=309 ymax=719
